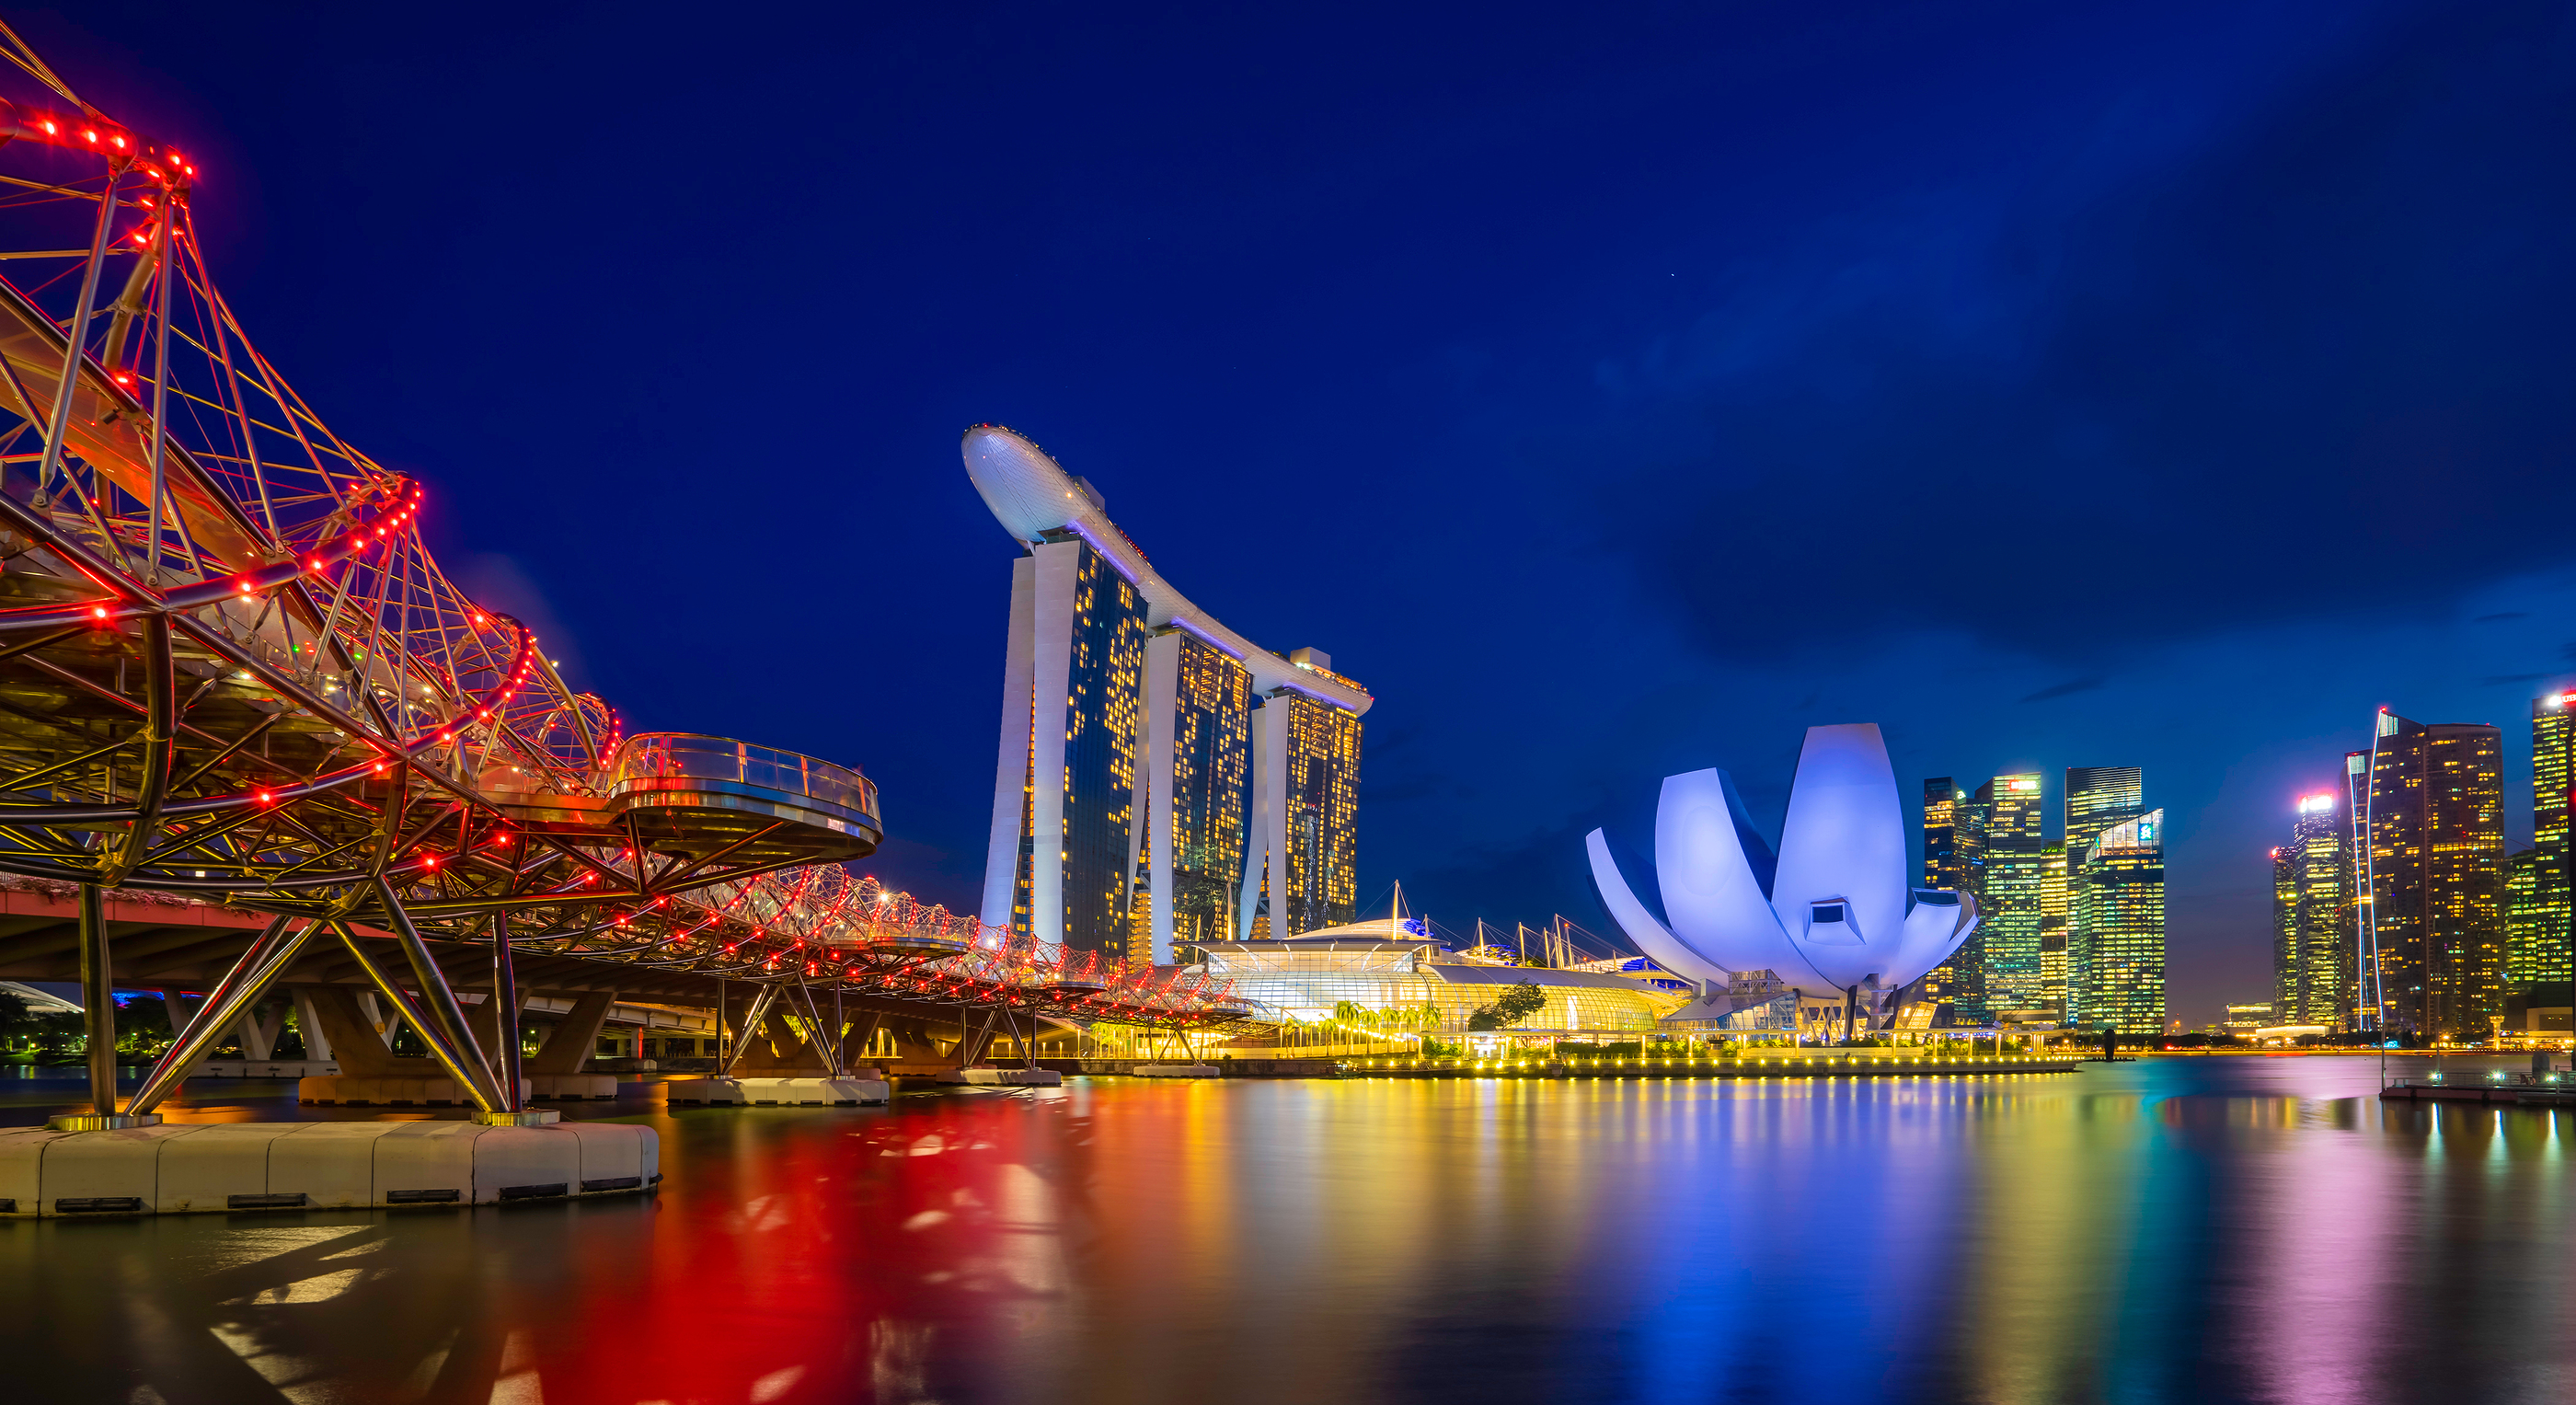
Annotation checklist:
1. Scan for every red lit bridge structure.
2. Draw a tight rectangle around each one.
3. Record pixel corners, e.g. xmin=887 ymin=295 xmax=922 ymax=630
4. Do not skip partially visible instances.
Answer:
xmin=0 ymin=27 xmax=1254 ymax=1131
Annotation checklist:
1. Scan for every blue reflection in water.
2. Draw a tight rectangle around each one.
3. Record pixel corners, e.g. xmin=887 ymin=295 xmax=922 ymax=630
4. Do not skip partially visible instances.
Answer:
xmin=0 ymin=1055 xmax=2568 ymax=1404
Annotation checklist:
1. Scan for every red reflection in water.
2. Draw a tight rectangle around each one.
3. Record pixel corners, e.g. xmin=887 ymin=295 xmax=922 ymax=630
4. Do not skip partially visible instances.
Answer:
xmin=0 ymin=1061 xmax=2573 ymax=1403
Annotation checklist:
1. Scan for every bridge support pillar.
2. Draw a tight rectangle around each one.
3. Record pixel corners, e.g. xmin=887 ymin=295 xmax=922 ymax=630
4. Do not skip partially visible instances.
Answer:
xmin=332 ymin=913 xmax=505 ymax=1115
xmin=529 ymin=990 xmax=615 ymax=1076
xmin=289 ymin=986 xmax=336 ymax=1061
xmin=125 ymin=916 xmax=315 ymax=1118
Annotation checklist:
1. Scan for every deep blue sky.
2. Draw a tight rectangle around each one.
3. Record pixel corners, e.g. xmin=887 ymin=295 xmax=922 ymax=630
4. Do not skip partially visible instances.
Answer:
xmin=29 ymin=2 xmax=2576 ymax=1023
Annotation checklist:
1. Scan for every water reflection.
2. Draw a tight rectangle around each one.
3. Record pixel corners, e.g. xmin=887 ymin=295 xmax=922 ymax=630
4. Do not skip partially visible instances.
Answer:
xmin=0 ymin=1058 xmax=2570 ymax=1402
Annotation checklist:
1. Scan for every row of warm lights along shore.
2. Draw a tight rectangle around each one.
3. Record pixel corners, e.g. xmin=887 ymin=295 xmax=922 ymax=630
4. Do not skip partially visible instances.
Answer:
xmin=1349 ymin=1054 xmax=2070 ymax=1073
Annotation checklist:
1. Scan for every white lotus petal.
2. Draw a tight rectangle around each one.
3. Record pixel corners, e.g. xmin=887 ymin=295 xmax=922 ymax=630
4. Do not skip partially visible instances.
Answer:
xmin=1585 ymin=829 xmax=1731 ymax=985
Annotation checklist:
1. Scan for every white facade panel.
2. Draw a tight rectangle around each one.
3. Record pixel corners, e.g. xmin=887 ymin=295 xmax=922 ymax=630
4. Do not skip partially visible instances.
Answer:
xmin=980 ymin=555 xmax=1038 ymax=930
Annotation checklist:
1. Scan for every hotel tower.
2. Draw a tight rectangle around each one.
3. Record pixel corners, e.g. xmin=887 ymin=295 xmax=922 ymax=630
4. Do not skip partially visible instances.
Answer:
xmin=964 ymin=426 xmax=1373 ymax=965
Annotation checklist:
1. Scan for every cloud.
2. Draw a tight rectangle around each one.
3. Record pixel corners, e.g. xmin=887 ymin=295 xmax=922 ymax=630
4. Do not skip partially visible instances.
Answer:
xmin=1601 ymin=6 xmax=2576 ymax=667
xmin=2020 ymin=676 xmax=2109 ymax=703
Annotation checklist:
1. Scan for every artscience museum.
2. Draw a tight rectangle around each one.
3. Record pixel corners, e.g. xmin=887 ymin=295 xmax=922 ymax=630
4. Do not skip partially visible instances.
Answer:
xmin=1587 ymin=723 xmax=1979 ymax=1032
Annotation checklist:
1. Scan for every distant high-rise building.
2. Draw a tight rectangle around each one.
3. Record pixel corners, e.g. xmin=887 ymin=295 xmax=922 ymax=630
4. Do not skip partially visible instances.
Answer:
xmin=2065 ymin=766 xmax=2145 ymax=858
xmin=2271 ymin=792 xmax=2354 ymax=1029
xmin=2040 ymin=842 xmax=2068 ymax=1018
xmin=2272 ymin=845 xmax=2299 ymax=1020
xmin=1961 ymin=773 xmax=2046 ymax=1020
xmin=1921 ymin=778 xmax=1964 ymax=1015
xmin=2506 ymin=847 xmax=2542 ymax=987
xmin=2357 ymin=711 xmax=2504 ymax=1039
xmin=2070 ymin=808 xmax=2168 ymax=1033
xmin=969 ymin=426 xmax=1373 ymax=964
xmin=2064 ymin=766 xmax=2144 ymax=1028
xmin=2520 ymin=691 xmax=2576 ymax=987
xmin=1923 ymin=778 xmax=1962 ymax=891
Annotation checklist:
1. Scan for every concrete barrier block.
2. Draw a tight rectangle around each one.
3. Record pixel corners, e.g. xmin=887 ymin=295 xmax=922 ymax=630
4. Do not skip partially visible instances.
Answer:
xmin=662 ymin=1077 xmax=744 ymax=1105
xmin=270 ymin=1123 xmax=389 ymax=1208
xmin=40 ymin=1125 xmax=203 ymax=1216
xmin=374 ymin=1122 xmax=479 ymax=1208
xmin=935 ymin=1068 xmax=1064 ymax=1087
xmin=529 ymin=1074 xmax=617 ymax=1100
xmin=471 ymin=1126 xmax=581 ymax=1204
xmin=157 ymin=1123 xmax=311 ymax=1213
xmin=201 ymin=1060 xmax=339 ymax=1078
xmin=565 ymin=1123 xmax=655 ymax=1192
xmin=0 ymin=1128 xmax=71 ymax=1216
xmin=735 ymin=1076 xmax=820 ymax=1104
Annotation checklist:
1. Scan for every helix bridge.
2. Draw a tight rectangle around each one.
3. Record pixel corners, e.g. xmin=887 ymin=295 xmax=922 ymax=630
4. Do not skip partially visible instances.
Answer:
xmin=0 ymin=25 xmax=1249 ymax=1129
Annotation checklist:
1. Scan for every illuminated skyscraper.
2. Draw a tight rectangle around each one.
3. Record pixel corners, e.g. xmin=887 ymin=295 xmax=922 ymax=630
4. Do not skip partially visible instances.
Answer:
xmin=1135 ymin=629 xmax=1252 ymax=957
xmin=1920 ymin=778 xmax=1963 ymax=1014
xmin=2069 ymin=809 xmax=2167 ymax=1033
xmin=2358 ymin=711 xmax=2504 ymax=1039
xmin=2065 ymin=766 xmax=2145 ymax=858
xmin=2040 ymin=842 xmax=2068 ymax=1018
xmin=2057 ymin=766 xmax=2145 ymax=1027
xmin=2519 ymin=691 xmax=2576 ymax=987
xmin=969 ymin=426 xmax=1373 ymax=963
xmin=1959 ymin=773 xmax=2046 ymax=1020
xmin=1923 ymin=778 xmax=1962 ymax=890
xmin=2272 ymin=845 xmax=2299 ymax=1020
xmin=2507 ymin=847 xmax=2541 ymax=987
xmin=1239 ymin=650 xmax=1365 ymax=939
xmin=2271 ymin=792 xmax=2353 ymax=1028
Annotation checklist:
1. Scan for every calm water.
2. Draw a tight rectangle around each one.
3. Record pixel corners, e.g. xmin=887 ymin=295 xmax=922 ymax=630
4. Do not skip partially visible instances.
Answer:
xmin=2 ymin=1055 xmax=2571 ymax=1404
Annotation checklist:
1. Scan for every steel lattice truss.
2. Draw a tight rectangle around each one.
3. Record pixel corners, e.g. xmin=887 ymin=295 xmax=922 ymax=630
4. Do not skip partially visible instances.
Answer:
xmin=0 ymin=22 xmax=1246 ymax=1127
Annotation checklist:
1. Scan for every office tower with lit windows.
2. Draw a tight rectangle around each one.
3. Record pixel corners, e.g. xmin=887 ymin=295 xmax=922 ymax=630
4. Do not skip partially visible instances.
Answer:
xmin=2520 ymin=691 xmax=2576 ymax=987
xmin=2272 ymin=844 xmax=2300 ymax=1019
xmin=1252 ymin=651 xmax=1365 ymax=938
xmin=1133 ymin=628 xmax=1252 ymax=957
xmin=2065 ymin=766 xmax=2145 ymax=858
xmin=969 ymin=425 xmax=1373 ymax=963
xmin=1920 ymin=778 xmax=1963 ymax=1013
xmin=2271 ymin=792 xmax=2353 ymax=1029
xmin=2357 ymin=711 xmax=2504 ymax=1039
xmin=2507 ymin=847 xmax=2541 ymax=987
xmin=1923 ymin=778 xmax=1962 ymax=891
xmin=1958 ymin=773 xmax=2046 ymax=1021
xmin=2040 ymin=842 xmax=2068 ymax=1018
xmin=2069 ymin=809 xmax=2167 ymax=1033
xmin=2064 ymin=766 xmax=2145 ymax=1020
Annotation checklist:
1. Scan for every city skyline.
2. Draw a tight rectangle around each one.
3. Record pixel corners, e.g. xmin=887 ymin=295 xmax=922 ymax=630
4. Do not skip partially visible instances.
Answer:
xmin=42 ymin=4 xmax=2576 ymax=1028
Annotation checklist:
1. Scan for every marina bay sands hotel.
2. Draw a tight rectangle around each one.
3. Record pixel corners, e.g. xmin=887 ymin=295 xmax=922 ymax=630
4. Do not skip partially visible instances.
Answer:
xmin=964 ymin=426 xmax=1374 ymax=965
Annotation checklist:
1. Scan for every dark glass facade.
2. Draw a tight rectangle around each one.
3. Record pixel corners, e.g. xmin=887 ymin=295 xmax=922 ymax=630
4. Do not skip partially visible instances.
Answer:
xmin=2362 ymin=713 xmax=2505 ymax=1039
xmin=1921 ymin=778 xmax=1961 ymax=1013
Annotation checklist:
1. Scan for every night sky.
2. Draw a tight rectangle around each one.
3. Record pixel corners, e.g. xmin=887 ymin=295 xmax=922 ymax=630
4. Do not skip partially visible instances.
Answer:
xmin=29 ymin=2 xmax=2576 ymax=1023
